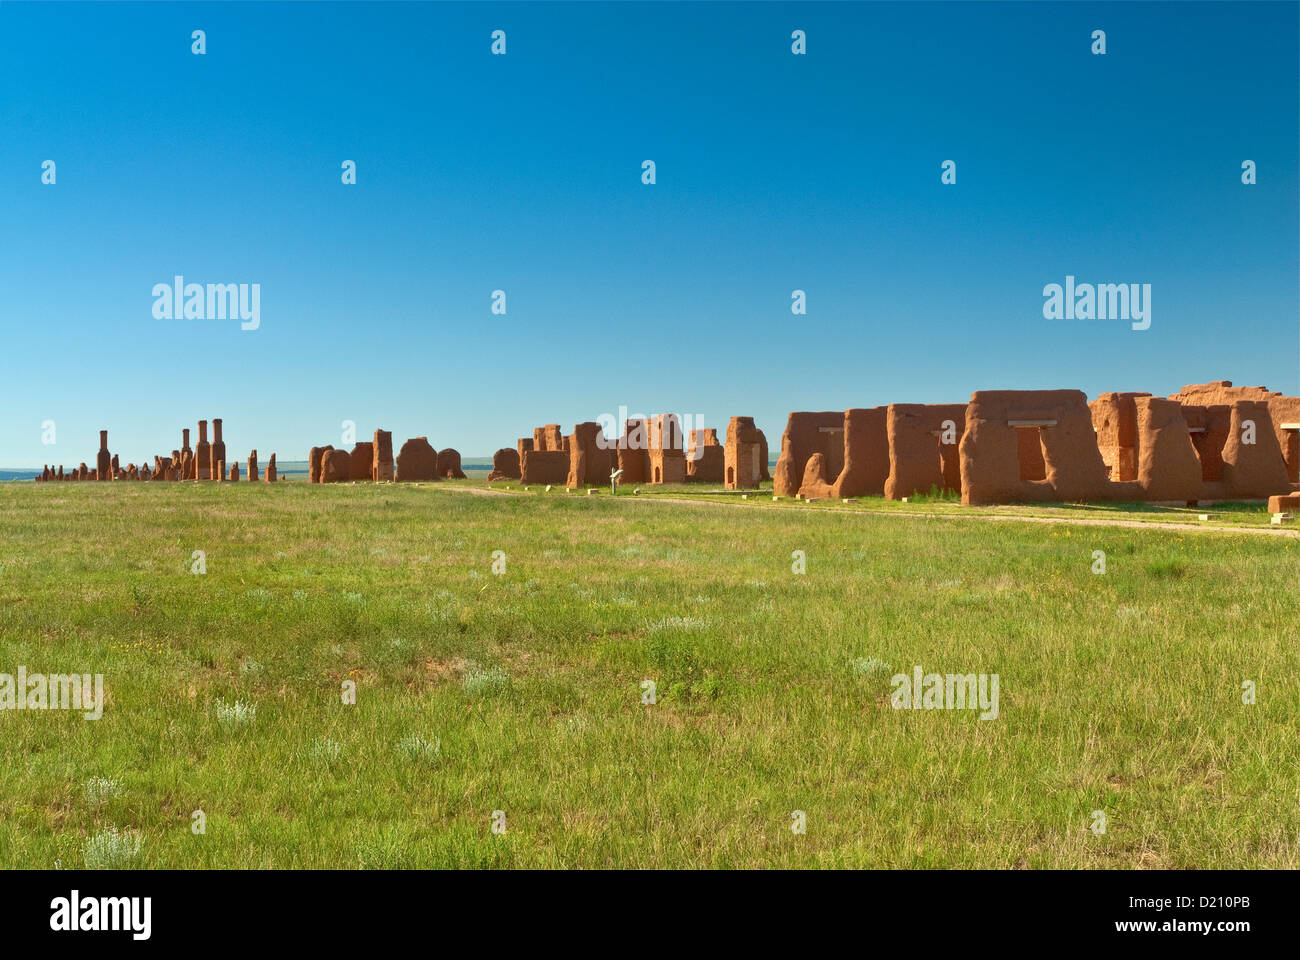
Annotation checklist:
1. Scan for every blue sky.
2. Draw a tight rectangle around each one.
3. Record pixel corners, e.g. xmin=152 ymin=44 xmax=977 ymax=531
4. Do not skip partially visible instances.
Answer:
xmin=1 ymin=1 xmax=1296 ymax=467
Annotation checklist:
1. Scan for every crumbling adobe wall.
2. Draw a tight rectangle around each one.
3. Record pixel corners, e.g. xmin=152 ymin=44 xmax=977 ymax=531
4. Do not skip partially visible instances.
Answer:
xmin=1171 ymin=381 xmax=1300 ymax=483
xmin=395 ymin=437 xmax=438 ymax=481
xmin=773 ymin=412 xmax=844 ymax=497
xmin=521 ymin=449 xmax=568 ymax=485
xmin=196 ymin=420 xmax=211 ymax=480
xmin=799 ymin=452 xmax=836 ymax=499
xmin=961 ymin=390 xmax=1117 ymax=504
xmin=437 ymin=448 xmax=467 ymax=479
xmin=488 ymin=447 xmax=521 ymax=480
xmin=724 ymin=416 xmax=764 ymax=490
xmin=349 ymin=442 xmax=374 ymax=480
xmin=211 ymin=419 xmax=226 ymax=483
xmin=265 ymin=453 xmax=277 ymax=483
xmin=757 ymin=430 xmax=771 ymax=481
xmin=1091 ymin=392 xmax=1150 ymax=481
xmin=646 ymin=414 xmax=686 ymax=484
xmin=617 ymin=419 xmax=649 ymax=484
xmin=372 ymin=430 xmax=394 ymax=481
xmin=96 ymin=431 xmax=111 ymax=482
xmin=1178 ymin=404 xmax=1231 ymax=481
xmin=1134 ymin=397 xmax=1203 ymax=501
xmin=567 ymin=422 xmax=617 ymax=488
xmin=686 ymin=428 xmax=724 ymax=483
xmin=308 ymin=445 xmax=334 ymax=483
xmin=321 ymin=448 xmax=352 ymax=482
xmin=826 ymin=407 xmax=889 ymax=498
xmin=1219 ymin=400 xmax=1290 ymax=498
xmin=883 ymin=403 xmax=966 ymax=500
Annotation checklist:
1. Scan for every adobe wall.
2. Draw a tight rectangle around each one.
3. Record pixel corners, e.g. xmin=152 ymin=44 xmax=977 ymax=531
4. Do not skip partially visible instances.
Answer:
xmin=1171 ymin=381 xmax=1300 ymax=482
xmin=686 ymin=428 xmax=724 ymax=483
xmin=1219 ymin=400 xmax=1290 ymax=497
xmin=521 ymin=449 xmax=569 ymax=485
xmin=308 ymin=445 xmax=334 ymax=483
xmin=884 ymin=403 xmax=966 ymax=500
xmin=489 ymin=447 xmax=521 ymax=480
xmin=1134 ymin=396 xmax=1203 ymax=501
xmin=646 ymin=414 xmax=685 ymax=484
xmin=1091 ymin=392 xmax=1150 ymax=481
xmin=321 ymin=448 xmax=351 ymax=483
xmin=349 ymin=442 xmax=374 ymax=480
xmin=567 ymin=422 xmax=617 ymax=488
xmin=724 ymin=416 xmax=764 ymax=490
xmin=373 ymin=430 xmax=394 ymax=481
xmin=395 ymin=437 xmax=438 ymax=481
xmin=773 ymin=412 xmax=845 ymax=497
xmin=617 ymin=419 xmax=649 ymax=484
xmin=961 ymin=390 xmax=1117 ymax=504
xmin=437 ymin=448 xmax=467 ymax=479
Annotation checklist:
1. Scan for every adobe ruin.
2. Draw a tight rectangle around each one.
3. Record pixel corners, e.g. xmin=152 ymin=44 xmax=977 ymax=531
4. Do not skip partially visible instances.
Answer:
xmin=29 ymin=382 xmax=1299 ymax=510
xmin=373 ymin=430 xmax=394 ymax=482
xmin=211 ymin=419 xmax=227 ymax=483
xmin=308 ymin=445 xmax=333 ymax=483
xmin=488 ymin=447 xmax=521 ymax=481
xmin=508 ymin=415 xmax=729 ymax=488
xmin=395 ymin=437 xmax=438 ymax=481
xmin=724 ymin=416 xmax=765 ymax=490
xmin=771 ymin=381 xmax=1299 ymax=507
xmin=33 ymin=418 xmax=278 ymax=486
xmin=320 ymin=448 xmax=352 ymax=483
xmin=195 ymin=421 xmax=211 ymax=480
xmin=349 ymin=442 xmax=374 ymax=481
xmin=437 ymin=448 xmax=467 ymax=480
xmin=686 ymin=428 xmax=724 ymax=483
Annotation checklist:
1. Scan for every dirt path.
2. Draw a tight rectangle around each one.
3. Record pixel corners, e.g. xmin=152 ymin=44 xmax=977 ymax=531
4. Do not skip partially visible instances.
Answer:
xmin=639 ymin=496 xmax=1299 ymax=538
xmin=432 ymin=485 xmax=1299 ymax=538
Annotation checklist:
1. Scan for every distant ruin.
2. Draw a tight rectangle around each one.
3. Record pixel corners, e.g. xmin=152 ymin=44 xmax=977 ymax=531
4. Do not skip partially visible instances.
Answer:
xmin=35 ymin=420 xmax=278 ymax=484
xmin=508 ymin=416 xmax=768 ymax=490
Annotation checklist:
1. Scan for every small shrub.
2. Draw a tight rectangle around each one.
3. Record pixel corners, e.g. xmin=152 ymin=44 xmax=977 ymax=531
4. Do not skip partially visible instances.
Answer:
xmin=307 ymin=737 xmax=342 ymax=764
xmin=395 ymin=734 xmax=442 ymax=764
xmin=462 ymin=666 xmax=509 ymax=697
xmin=851 ymin=657 xmax=892 ymax=680
xmin=83 ymin=827 xmax=142 ymax=869
xmin=84 ymin=777 xmax=122 ymax=808
xmin=214 ymin=698 xmax=257 ymax=730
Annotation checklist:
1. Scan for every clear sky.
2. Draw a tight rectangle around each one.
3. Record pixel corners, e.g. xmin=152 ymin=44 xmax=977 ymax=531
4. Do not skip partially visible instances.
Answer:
xmin=1 ymin=1 xmax=1296 ymax=468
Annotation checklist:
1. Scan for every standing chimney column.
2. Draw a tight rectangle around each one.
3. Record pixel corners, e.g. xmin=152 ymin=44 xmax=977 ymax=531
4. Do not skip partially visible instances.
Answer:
xmin=96 ymin=431 xmax=111 ymax=481
xmin=196 ymin=421 xmax=211 ymax=480
xmin=210 ymin=418 xmax=226 ymax=483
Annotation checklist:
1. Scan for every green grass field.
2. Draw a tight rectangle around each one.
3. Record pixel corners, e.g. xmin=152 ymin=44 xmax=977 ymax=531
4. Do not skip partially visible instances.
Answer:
xmin=1 ymin=480 xmax=1296 ymax=868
